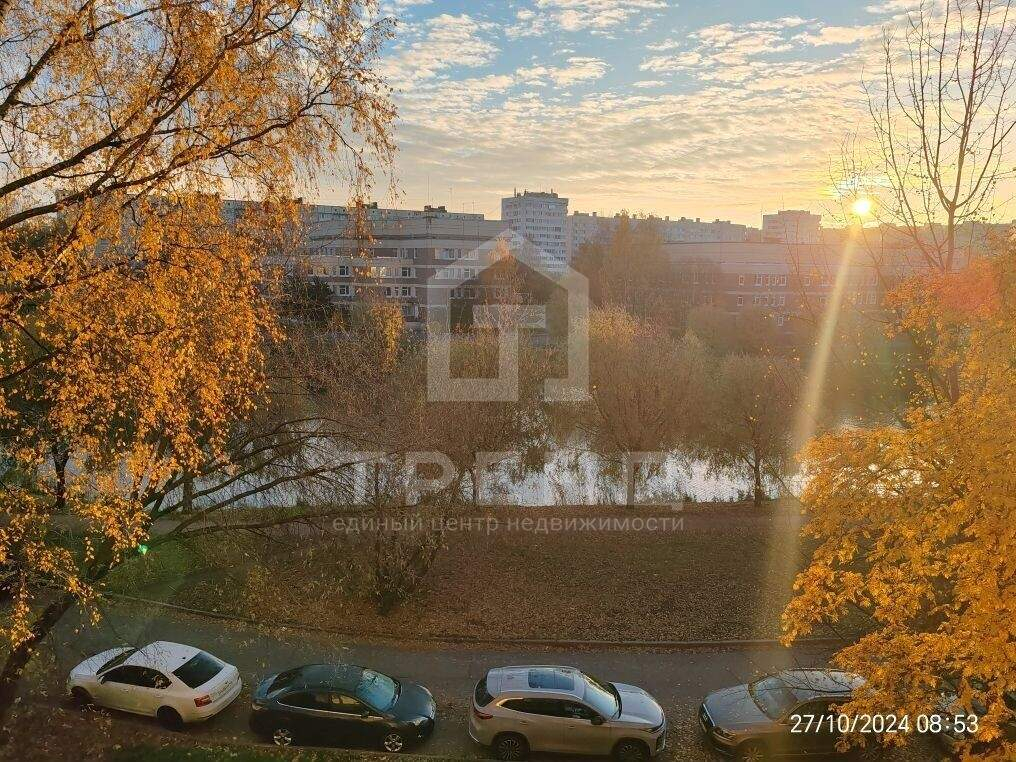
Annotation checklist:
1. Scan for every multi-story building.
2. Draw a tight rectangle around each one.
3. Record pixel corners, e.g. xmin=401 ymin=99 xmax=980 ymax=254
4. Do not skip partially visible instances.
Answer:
xmin=659 ymin=216 xmax=749 ymax=243
xmin=502 ymin=190 xmax=568 ymax=265
xmin=298 ymin=205 xmax=508 ymax=329
xmin=664 ymin=241 xmax=884 ymax=332
xmin=762 ymin=209 xmax=822 ymax=244
xmin=565 ymin=211 xmax=610 ymax=259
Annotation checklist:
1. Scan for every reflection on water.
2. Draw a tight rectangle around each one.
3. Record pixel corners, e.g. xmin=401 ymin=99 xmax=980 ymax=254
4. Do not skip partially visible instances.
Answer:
xmin=485 ymin=450 xmax=754 ymax=505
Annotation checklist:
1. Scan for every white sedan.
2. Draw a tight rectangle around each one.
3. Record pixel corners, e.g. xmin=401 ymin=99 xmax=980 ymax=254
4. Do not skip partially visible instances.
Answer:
xmin=67 ymin=640 xmax=242 ymax=728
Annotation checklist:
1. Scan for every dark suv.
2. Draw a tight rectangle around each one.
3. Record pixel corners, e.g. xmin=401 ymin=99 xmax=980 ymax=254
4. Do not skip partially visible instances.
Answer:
xmin=699 ymin=669 xmax=872 ymax=761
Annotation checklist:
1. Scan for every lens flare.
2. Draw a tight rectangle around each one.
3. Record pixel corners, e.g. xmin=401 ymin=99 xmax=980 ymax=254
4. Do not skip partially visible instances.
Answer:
xmin=851 ymin=197 xmax=873 ymax=216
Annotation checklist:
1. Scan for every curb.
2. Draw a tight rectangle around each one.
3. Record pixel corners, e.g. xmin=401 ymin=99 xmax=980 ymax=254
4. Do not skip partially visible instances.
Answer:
xmin=105 ymin=593 xmax=845 ymax=651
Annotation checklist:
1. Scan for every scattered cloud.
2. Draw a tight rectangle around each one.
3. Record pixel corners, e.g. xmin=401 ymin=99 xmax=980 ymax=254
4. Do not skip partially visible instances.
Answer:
xmin=509 ymin=0 xmax=670 ymax=36
xmin=516 ymin=57 xmax=611 ymax=86
xmin=381 ymin=14 xmax=499 ymax=88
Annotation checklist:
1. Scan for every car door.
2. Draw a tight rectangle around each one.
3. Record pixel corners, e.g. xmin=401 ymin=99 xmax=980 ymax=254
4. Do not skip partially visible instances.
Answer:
xmin=130 ymin=667 xmax=173 ymax=716
xmin=507 ymin=698 xmax=572 ymax=753
xmin=560 ymin=699 xmax=615 ymax=755
xmin=788 ymin=700 xmax=841 ymax=756
xmin=276 ymin=691 xmax=327 ymax=742
xmin=96 ymin=666 xmax=145 ymax=713
xmin=317 ymin=692 xmax=375 ymax=747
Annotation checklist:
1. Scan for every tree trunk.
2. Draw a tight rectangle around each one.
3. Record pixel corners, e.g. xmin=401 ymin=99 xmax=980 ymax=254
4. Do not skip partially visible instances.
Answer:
xmin=50 ymin=442 xmax=69 ymax=513
xmin=752 ymin=456 xmax=764 ymax=508
xmin=623 ymin=452 xmax=636 ymax=506
xmin=469 ymin=467 xmax=479 ymax=507
xmin=181 ymin=470 xmax=194 ymax=513
xmin=0 ymin=591 xmax=76 ymax=739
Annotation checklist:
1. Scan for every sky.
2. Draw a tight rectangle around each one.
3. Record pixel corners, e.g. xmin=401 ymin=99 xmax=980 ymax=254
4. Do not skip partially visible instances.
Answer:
xmin=316 ymin=0 xmax=926 ymax=226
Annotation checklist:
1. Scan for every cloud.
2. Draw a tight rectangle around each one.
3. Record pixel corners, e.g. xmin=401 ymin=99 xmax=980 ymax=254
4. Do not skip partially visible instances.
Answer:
xmin=516 ymin=57 xmax=611 ymax=86
xmin=632 ymin=79 xmax=666 ymax=88
xmin=381 ymin=14 xmax=500 ymax=88
xmin=795 ymin=24 xmax=883 ymax=46
xmin=509 ymin=0 xmax=669 ymax=36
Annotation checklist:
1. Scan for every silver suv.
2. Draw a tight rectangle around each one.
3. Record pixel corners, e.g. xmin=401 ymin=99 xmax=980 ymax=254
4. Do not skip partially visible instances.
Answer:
xmin=469 ymin=665 xmax=666 ymax=762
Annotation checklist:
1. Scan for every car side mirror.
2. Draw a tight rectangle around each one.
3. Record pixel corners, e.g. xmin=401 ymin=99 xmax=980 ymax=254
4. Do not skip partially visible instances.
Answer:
xmin=591 ymin=715 xmax=605 ymax=725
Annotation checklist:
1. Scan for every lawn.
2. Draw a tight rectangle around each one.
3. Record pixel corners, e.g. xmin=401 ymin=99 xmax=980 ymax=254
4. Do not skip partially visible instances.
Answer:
xmin=108 ymin=502 xmax=827 ymax=643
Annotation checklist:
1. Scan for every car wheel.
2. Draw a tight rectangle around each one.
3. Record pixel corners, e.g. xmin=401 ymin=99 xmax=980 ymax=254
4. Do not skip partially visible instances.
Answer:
xmin=157 ymin=706 xmax=184 ymax=731
xmin=493 ymin=732 xmax=529 ymax=761
xmin=614 ymin=739 xmax=650 ymax=762
xmin=737 ymin=741 xmax=766 ymax=762
xmin=272 ymin=726 xmax=295 ymax=747
xmin=381 ymin=731 xmax=407 ymax=752
xmin=69 ymin=687 xmax=93 ymax=708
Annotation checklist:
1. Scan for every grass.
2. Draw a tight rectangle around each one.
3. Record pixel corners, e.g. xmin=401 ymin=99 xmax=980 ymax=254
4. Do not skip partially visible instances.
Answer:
xmin=104 ymin=537 xmax=202 ymax=597
xmin=117 ymin=502 xmax=823 ymax=643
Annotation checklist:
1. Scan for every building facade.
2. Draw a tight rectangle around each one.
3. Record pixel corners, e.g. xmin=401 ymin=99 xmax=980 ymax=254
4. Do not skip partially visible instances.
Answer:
xmin=663 ymin=241 xmax=884 ymax=331
xmin=762 ymin=209 xmax=822 ymax=244
xmin=502 ymin=190 xmax=568 ymax=264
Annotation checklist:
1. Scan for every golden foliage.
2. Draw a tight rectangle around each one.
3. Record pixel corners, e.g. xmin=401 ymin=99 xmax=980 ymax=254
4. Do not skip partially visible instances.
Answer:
xmin=783 ymin=248 xmax=1016 ymax=758
xmin=0 ymin=0 xmax=395 ymax=649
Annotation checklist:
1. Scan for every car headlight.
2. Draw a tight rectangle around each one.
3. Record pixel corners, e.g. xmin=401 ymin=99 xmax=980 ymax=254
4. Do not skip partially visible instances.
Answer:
xmin=712 ymin=726 xmax=736 ymax=741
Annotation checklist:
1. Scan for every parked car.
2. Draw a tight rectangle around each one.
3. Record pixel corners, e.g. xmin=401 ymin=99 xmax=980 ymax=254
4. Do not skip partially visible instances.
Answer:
xmin=469 ymin=665 xmax=667 ymax=762
xmin=698 ymin=668 xmax=871 ymax=761
xmin=249 ymin=663 xmax=436 ymax=751
xmin=67 ymin=641 xmax=242 ymax=729
xmin=934 ymin=679 xmax=1016 ymax=756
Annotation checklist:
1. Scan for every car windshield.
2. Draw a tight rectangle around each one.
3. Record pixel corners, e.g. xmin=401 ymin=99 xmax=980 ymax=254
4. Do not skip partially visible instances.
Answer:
xmin=749 ymin=675 xmax=798 ymax=720
xmin=583 ymin=672 xmax=620 ymax=718
xmin=355 ymin=669 xmax=399 ymax=710
xmin=172 ymin=652 xmax=224 ymax=689
xmin=98 ymin=648 xmax=137 ymax=674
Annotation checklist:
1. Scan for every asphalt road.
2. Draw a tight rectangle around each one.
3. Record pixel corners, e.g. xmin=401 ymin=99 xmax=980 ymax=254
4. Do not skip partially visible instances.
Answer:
xmin=25 ymin=600 xmax=860 ymax=761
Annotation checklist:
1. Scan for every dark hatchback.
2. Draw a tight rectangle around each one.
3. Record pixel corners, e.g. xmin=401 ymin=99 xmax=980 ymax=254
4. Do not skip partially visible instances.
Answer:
xmin=250 ymin=663 xmax=437 ymax=751
xmin=699 ymin=669 xmax=874 ymax=761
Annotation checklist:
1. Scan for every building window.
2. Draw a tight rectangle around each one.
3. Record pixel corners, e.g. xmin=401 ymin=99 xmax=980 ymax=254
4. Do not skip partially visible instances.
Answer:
xmin=338 ymin=265 xmax=350 ymax=276
xmin=803 ymin=274 xmax=811 ymax=287
xmin=779 ymin=274 xmax=788 ymax=286
xmin=755 ymin=273 xmax=763 ymax=286
xmin=776 ymin=315 xmax=785 ymax=326
xmin=778 ymin=295 xmax=786 ymax=307
xmin=738 ymin=274 xmax=745 ymax=286
xmin=736 ymin=295 xmax=744 ymax=306
xmin=753 ymin=295 xmax=761 ymax=305
xmin=401 ymin=267 xmax=412 ymax=278
xmin=338 ymin=285 xmax=349 ymax=296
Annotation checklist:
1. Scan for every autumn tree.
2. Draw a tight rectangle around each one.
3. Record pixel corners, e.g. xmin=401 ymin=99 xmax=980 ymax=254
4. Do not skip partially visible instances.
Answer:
xmin=785 ymin=3 xmax=1016 ymax=757
xmin=556 ymin=307 xmax=708 ymax=505
xmin=700 ymin=354 xmax=801 ymax=507
xmin=783 ymin=249 xmax=1016 ymax=759
xmin=0 ymin=0 xmax=395 ymax=728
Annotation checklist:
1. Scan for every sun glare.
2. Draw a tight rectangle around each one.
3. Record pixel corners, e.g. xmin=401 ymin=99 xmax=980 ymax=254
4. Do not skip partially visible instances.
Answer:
xmin=851 ymin=197 xmax=873 ymax=217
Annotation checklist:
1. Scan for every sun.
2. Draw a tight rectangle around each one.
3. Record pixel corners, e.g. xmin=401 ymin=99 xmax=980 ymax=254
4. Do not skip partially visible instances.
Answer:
xmin=851 ymin=197 xmax=873 ymax=217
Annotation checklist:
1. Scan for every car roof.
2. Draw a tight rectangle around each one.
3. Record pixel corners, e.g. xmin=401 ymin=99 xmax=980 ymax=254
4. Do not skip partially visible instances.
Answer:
xmin=487 ymin=666 xmax=586 ymax=700
xmin=126 ymin=641 xmax=201 ymax=672
xmin=775 ymin=669 xmax=865 ymax=702
xmin=281 ymin=663 xmax=367 ymax=692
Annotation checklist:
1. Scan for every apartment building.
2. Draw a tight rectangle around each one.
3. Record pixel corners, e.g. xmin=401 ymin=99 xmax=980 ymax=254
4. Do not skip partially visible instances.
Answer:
xmin=762 ymin=209 xmax=822 ymax=244
xmin=564 ymin=211 xmax=610 ymax=259
xmin=664 ymin=241 xmax=883 ymax=330
xmin=502 ymin=190 xmax=568 ymax=265
xmin=299 ymin=206 xmax=509 ymax=328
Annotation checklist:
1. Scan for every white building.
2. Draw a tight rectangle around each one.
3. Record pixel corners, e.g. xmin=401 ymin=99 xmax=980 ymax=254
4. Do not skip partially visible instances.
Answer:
xmin=660 ymin=216 xmax=748 ymax=243
xmin=565 ymin=211 xmax=610 ymax=259
xmin=762 ymin=209 xmax=821 ymax=244
xmin=502 ymin=190 xmax=568 ymax=264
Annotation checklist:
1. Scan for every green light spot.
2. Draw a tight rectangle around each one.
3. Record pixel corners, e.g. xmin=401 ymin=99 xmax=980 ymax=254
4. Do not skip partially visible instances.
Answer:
xmin=137 ymin=544 xmax=149 ymax=556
